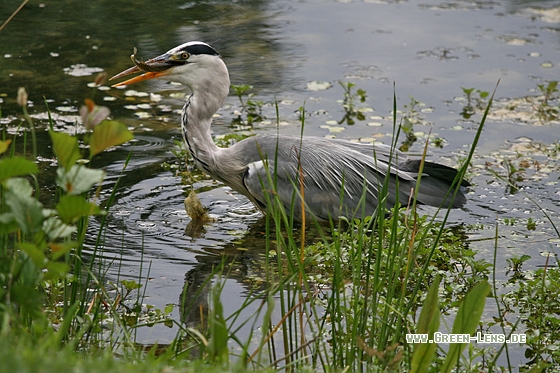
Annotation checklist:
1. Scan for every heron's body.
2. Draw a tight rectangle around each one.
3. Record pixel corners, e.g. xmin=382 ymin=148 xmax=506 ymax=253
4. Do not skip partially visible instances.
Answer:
xmin=111 ymin=41 xmax=468 ymax=221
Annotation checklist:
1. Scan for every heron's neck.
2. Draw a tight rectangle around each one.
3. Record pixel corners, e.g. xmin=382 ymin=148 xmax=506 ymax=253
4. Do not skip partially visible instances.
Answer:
xmin=180 ymin=60 xmax=230 ymax=171
xmin=181 ymin=87 xmax=227 ymax=170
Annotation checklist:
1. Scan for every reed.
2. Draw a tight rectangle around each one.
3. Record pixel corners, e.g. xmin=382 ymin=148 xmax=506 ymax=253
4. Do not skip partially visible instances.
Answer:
xmin=3 ymin=83 xmax=556 ymax=372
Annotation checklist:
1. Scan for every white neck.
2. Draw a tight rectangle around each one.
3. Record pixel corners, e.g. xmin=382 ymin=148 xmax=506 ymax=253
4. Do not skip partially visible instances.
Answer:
xmin=180 ymin=57 xmax=230 ymax=171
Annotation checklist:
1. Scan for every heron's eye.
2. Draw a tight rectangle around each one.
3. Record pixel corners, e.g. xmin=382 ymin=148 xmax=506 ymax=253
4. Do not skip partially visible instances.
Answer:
xmin=181 ymin=53 xmax=190 ymax=60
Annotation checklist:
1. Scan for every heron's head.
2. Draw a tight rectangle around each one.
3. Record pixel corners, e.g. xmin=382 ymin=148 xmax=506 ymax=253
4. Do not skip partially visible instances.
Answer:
xmin=110 ymin=41 xmax=230 ymax=96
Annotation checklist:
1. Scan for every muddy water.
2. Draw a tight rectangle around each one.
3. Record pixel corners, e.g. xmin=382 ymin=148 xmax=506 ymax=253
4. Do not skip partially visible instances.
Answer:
xmin=1 ymin=0 xmax=560 ymax=363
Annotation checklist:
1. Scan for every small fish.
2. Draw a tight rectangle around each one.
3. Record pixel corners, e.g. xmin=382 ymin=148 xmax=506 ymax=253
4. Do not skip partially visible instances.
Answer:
xmin=130 ymin=47 xmax=168 ymax=73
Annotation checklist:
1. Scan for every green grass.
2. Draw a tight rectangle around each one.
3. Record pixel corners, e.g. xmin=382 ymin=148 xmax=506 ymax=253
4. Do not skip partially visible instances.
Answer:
xmin=0 ymin=83 xmax=558 ymax=373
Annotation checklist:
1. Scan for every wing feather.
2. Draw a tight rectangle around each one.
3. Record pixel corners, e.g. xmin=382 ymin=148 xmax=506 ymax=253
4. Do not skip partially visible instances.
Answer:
xmin=218 ymin=134 xmax=466 ymax=220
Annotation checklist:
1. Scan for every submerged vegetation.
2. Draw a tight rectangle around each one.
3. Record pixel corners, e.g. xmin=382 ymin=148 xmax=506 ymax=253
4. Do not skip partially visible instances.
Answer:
xmin=0 ymin=77 xmax=559 ymax=373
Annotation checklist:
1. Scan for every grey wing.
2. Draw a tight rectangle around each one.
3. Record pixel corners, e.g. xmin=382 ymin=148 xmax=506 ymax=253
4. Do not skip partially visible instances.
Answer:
xmin=240 ymin=136 xmax=415 ymax=220
xmin=323 ymin=139 xmax=468 ymax=209
xmin=235 ymin=135 xmax=465 ymax=221
xmin=243 ymin=159 xmax=342 ymax=220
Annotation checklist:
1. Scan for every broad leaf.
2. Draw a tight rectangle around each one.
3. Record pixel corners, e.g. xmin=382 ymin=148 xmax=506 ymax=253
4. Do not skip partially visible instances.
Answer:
xmin=18 ymin=242 xmax=46 ymax=268
xmin=441 ymin=280 xmax=491 ymax=373
xmin=56 ymin=165 xmax=105 ymax=195
xmin=42 ymin=216 xmax=76 ymax=240
xmin=56 ymin=195 xmax=104 ymax=224
xmin=0 ymin=212 xmax=19 ymax=234
xmin=410 ymin=275 xmax=441 ymax=373
xmin=5 ymin=178 xmax=44 ymax=235
xmin=0 ymin=139 xmax=12 ymax=155
xmin=43 ymin=261 xmax=71 ymax=280
xmin=89 ymin=120 xmax=133 ymax=159
xmin=0 ymin=156 xmax=38 ymax=183
xmin=49 ymin=241 xmax=78 ymax=260
xmin=49 ymin=130 xmax=81 ymax=170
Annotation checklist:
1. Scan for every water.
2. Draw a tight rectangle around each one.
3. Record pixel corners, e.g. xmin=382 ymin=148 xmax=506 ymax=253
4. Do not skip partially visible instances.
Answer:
xmin=2 ymin=0 xmax=560 ymax=365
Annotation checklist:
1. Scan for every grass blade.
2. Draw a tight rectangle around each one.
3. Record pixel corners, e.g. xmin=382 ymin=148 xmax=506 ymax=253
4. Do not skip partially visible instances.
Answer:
xmin=441 ymin=279 xmax=491 ymax=373
xmin=410 ymin=275 xmax=441 ymax=373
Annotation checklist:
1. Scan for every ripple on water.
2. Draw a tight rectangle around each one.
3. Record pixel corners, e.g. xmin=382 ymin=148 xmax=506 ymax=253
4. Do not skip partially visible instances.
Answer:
xmin=136 ymin=221 xmax=158 ymax=231
xmin=120 ymin=135 xmax=170 ymax=152
xmin=115 ymin=209 xmax=132 ymax=216
xmin=161 ymin=209 xmax=188 ymax=218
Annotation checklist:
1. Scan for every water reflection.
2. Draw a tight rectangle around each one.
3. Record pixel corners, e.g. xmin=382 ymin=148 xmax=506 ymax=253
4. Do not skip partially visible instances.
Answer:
xmin=179 ymin=218 xmax=269 ymax=329
xmin=0 ymin=0 xmax=294 ymax=115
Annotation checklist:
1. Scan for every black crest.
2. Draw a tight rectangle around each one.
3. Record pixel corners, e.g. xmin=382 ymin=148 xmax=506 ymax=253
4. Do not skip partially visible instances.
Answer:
xmin=183 ymin=42 xmax=219 ymax=56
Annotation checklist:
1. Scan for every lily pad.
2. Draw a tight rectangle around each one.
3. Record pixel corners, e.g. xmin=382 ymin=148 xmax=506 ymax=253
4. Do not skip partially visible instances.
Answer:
xmin=306 ymin=81 xmax=332 ymax=91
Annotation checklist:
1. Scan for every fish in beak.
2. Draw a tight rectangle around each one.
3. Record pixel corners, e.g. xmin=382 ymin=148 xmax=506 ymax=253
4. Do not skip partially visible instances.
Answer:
xmin=110 ymin=48 xmax=177 ymax=87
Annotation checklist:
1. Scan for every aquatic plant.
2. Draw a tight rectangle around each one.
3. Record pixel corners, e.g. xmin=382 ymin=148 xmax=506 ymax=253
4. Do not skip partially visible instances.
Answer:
xmin=231 ymin=84 xmax=266 ymax=125
xmin=1 ymin=81 xmax=559 ymax=373
xmin=0 ymin=91 xmax=135 ymax=342
xmin=459 ymin=87 xmax=489 ymax=120
xmin=534 ymin=81 xmax=559 ymax=123
xmin=338 ymin=81 xmax=368 ymax=125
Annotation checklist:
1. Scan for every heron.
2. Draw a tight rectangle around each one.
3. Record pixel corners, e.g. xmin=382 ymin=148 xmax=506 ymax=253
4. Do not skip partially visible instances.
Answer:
xmin=110 ymin=41 xmax=469 ymax=221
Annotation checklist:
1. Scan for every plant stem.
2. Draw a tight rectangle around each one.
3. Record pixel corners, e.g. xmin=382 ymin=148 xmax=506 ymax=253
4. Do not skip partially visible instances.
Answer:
xmin=22 ymin=106 xmax=37 ymax=161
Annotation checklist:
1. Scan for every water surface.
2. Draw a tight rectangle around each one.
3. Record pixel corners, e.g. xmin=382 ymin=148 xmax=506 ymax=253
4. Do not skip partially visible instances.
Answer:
xmin=1 ymin=0 xmax=560 ymax=364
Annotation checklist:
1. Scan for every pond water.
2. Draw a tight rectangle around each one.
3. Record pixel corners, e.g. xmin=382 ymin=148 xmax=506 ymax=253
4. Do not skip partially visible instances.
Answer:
xmin=2 ymin=0 xmax=560 ymax=366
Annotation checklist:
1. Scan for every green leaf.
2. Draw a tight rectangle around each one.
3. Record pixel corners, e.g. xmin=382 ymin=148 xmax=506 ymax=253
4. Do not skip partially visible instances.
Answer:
xmin=5 ymin=178 xmax=44 ymax=235
xmin=207 ymin=283 xmax=228 ymax=364
xmin=18 ymin=242 xmax=46 ymax=268
xmin=402 ymin=117 xmax=413 ymax=133
xmin=164 ymin=303 xmax=174 ymax=314
xmin=52 ymin=301 xmax=80 ymax=346
xmin=441 ymin=280 xmax=491 ymax=373
xmin=410 ymin=275 xmax=441 ymax=373
xmin=0 ymin=156 xmax=39 ymax=183
xmin=49 ymin=241 xmax=78 ymax=261
xmin=49 ymin=130 xmax=81 ymax=170
xmin=121 ymin=279 xmax=142 ymax=292
xmin=43 ymin=261 xmax=71 ymax=280
xmin=42 ymin=216 xmax=76 ymax=240
xmin=56 ymin=165 xmax=105 ymax=195
xmin=89 ymin=120 xmax=133 ymax=159
xmin=0 ymin=139 xmax=12 ymax=155
xmin=56 ymin=195 xmax=104 ymax=224
xmin=0 ymin=213 xmax=19 ymax=234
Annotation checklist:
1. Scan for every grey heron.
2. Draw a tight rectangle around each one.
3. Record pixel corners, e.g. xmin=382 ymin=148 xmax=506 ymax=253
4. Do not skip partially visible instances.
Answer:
xmin=110 ymin=41 xmax=469 ymax=221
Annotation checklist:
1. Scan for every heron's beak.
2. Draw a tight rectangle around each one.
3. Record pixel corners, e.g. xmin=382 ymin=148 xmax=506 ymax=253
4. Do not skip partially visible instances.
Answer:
xmin=109 ymin=53 xmax=175 ymax=87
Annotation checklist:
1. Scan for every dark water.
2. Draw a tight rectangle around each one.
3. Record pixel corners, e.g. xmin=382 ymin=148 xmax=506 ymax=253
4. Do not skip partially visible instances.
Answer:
xmin=2 ymin=0 xmax=560 ymax=364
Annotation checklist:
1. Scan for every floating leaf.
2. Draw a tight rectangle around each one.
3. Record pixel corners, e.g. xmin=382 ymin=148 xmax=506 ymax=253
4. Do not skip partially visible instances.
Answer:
xmin=49 ymin=131 xmax=81 ymax=170
xmin=306 ymin=81 xmax=332 ymax=91
xmin=89 ymin=120 xmax=134 ymax=159
xmin=0 ymin=156 xmax=38 ymax=183
xmin=56 ymin=195 xmax=104 ymax=224
xmin=57 ymin=165 xmax=105 ymax=195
